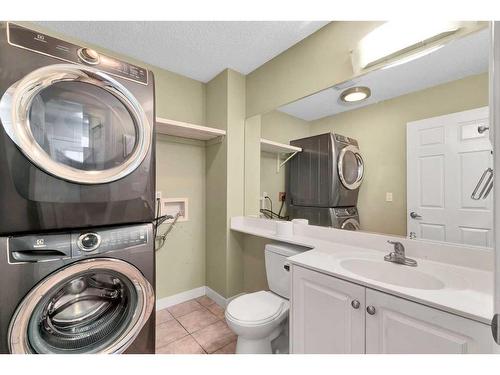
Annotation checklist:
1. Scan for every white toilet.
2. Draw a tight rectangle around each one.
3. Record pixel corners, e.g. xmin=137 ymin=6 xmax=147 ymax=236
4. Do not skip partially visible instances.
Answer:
xmin=225 ymin=243 xmax=305 ymax=354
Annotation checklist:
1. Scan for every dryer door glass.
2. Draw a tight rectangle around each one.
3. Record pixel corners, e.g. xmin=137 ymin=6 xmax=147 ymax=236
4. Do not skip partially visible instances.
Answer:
xmin=8 ymin=258 xmax=154 ymax=354
xmin=29 ymin=81 xmax=137 ymax=172
xmin=0 ymin=64 xmax=152 ymax=184
xmin=338 ymin=145 xmax=364 ymax=190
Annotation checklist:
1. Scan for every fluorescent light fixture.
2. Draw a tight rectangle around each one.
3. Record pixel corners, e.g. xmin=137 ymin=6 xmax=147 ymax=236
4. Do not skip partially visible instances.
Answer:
xmin=352 ymin=21 xmax=464 ymax=72
xmin=381 ymin=44 xmax=445 ymax=70
xmin=340 ymin=86 xmax=371 ymax=103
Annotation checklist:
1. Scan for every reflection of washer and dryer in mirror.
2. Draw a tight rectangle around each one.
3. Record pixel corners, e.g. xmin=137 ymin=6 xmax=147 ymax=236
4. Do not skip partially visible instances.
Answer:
xmin=287 ymin=132 xmax=364 ymax=230
xmin=0 ymin=23 xmax=156 ymax=353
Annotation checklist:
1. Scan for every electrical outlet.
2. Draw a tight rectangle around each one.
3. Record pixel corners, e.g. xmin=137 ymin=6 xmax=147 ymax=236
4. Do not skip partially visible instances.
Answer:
xmin=386 ymin=192 xmax=393 ymax=202
xmin=279 ymin=192 xmax=286 ymax=202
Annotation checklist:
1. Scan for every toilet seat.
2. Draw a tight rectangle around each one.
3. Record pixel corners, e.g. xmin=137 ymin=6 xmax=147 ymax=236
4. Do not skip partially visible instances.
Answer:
xmin=226 ymin=291 xmax=289 ymax=326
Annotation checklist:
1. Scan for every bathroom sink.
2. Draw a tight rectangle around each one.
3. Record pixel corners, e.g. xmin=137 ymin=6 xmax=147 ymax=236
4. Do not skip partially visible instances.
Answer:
xmin=340 ymin=258 xmax=446 ymax=290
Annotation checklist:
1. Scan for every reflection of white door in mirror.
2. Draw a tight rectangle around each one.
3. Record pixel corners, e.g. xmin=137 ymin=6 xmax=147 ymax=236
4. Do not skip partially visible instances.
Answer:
xmin=407 ymin=106 xmax=492 ymax=247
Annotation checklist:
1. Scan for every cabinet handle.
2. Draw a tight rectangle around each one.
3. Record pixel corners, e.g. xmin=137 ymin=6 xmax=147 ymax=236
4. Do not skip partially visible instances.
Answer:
xmin=366 ymin=305 xmax=376 ymax=315
xmin=351 ymin=300 xmax=360 ymax=309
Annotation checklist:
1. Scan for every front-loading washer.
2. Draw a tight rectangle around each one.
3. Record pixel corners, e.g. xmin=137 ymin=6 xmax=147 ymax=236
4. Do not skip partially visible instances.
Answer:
xmin=0 ymin=23 xmax=156 ymax=234
xmin=288 ymin=205 xmax=360 ymax=230
xmin=0 ymin=223 xmax=155 ymax=354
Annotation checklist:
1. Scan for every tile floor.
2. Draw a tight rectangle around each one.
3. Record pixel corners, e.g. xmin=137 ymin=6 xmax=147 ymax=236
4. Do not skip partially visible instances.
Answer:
xmin=156 ymin=295 xmax=237 ymax=354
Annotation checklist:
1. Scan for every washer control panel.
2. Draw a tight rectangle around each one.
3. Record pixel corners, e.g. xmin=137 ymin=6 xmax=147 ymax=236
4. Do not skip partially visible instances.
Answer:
xmin=77 ymin=232 xmax=101 ymax=252
xmin=9 ymin=224 xmax=150 ymax=263
xmin=7 ymin=23 xmax=148 ymax=84
xmin=72 ymin=226 xmax=148 ymax=257
xmin=333 ymin=207 xmax=359 ymax=217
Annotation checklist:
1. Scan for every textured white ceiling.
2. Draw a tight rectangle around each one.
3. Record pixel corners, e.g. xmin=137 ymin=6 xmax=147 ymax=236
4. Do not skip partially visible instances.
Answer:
xmin=36 ymin=21 xmax=329 ymax=82
xmin=279 ymin=29 xmax=489 ymax=121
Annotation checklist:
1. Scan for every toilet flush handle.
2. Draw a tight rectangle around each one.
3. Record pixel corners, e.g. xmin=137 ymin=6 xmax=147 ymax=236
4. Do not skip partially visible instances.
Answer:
xmin=283 ymin=263 xmax=290 ymax=272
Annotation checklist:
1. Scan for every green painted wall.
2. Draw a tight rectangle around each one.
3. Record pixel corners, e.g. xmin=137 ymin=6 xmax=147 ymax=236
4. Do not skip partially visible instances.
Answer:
xmin=260 ymin=111 xmax=310 ymax=214
xmin=310 ymin=73 xmax=489 ymax=236
xmin=225 ymin=70 xmax=246 ymax=297
xmin=205 ymin=69 xmax=246 ymax=298
xmin=244 ymin=115 xmax=262 ymax=216
xmin=205 ymin=71 xmax=229 ymax=297
xmin=155 ymin=136 xmax=206 ymax=297
xmin=22 ymin=22 xmax=207 ymax=299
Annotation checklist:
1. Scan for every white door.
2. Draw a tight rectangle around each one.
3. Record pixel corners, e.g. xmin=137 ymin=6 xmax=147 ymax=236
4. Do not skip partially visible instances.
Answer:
xmin=407 ymin=107 xmax=493 ymax=246
xmin=365 ymin=289 xmax=492 ymax=354
xmin=290 ymin=265 xmax=365 ymax=354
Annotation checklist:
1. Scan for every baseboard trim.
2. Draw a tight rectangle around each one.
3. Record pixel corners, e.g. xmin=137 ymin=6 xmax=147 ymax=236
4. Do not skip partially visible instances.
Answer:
xmin=156 ymin=286 xmax=206 ymax=310
xmin=205 ymin=286 xmax=228 ymax=308
xmin=156 ymin=286 xmax=228 ymax=310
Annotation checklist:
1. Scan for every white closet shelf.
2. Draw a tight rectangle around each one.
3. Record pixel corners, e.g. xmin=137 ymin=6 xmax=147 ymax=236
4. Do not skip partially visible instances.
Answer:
xmin=260 ymin=138 xmax=302 ymax=172
xmin=260 ymin=138 xmax=302 ymax=154
xmin=156 ymin=117 xmax=226 ymax=141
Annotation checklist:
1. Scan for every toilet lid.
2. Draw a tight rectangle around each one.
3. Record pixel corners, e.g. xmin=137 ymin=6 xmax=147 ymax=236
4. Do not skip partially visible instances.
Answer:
xmin=226 ymin=291 xmax=287 ymax=325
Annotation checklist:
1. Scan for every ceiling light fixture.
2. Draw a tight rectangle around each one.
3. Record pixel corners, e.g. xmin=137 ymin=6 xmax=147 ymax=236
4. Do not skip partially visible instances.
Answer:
xmin=351 ymin=21 xmax=465 ymax=73
xmin=340 ymin=86 xmax=371 ymax=103
xmin=381 ymin=44 xmax=445 ymax=70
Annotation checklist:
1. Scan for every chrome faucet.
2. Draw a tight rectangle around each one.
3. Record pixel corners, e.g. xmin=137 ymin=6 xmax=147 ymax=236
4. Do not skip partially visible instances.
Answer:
xmin=384 ymin=240 xmax=417 ymax=267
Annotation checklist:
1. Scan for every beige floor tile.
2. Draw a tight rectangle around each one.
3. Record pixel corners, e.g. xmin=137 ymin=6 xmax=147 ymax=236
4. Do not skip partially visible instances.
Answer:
xmin=156 ymin=309 xmax=174 ymax=325
xmin=196 ymin=295 xmax=216 ymax=307
xmin=192 ymin=320 xmax=237 ymax=353
xmin=177 ymin=308 xmax=219 ymax=333
xmin=213 ymin=340 xmax=237 ymax=354
xmin=155 ymin=319 xmax=188 ymax=349
xmin=205 ymin=303 xmax=225 ymax=320
xmin=156 ymin=335 xmax=206 ymax=354
xmin=167 ymin=299 xmax=203 ymax=318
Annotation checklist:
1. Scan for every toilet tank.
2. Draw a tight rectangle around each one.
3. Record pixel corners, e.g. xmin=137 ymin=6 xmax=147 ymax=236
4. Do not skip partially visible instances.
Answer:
xmin=265 ymin=243 xmax=307 ymax=299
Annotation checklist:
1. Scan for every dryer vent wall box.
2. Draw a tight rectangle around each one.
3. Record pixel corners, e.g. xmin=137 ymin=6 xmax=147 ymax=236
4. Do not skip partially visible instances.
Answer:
xmin=161 ymin=198 xmax=188 ymax=222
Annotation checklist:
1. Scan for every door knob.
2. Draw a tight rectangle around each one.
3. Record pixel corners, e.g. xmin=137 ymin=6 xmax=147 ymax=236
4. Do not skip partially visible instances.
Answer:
xmin=351 ymin=300 xmax=360 ymax=309
xmin=366 ymin=305 xmax=376 ymax=315
xmin=478 ymin=125 xmax=490 ymax=134
xmin=410 ymin=211 xmax=422 ymax=219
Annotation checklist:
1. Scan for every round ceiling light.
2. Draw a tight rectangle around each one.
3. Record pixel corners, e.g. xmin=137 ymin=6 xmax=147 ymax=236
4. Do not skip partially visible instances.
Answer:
xmin=340 ymin=86 xmax=371 ymax=103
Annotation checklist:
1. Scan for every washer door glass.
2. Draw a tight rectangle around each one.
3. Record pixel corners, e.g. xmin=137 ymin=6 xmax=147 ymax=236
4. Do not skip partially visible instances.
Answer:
xmin=341 ymin=218 xmax=360 ymax=231
xmin=8 ymin=258 xmax=154 ymax=354
xmin=0 ymin=64 xmax=152 ymax=184
xmin=338 ymin=145 xmax=364 ymax=190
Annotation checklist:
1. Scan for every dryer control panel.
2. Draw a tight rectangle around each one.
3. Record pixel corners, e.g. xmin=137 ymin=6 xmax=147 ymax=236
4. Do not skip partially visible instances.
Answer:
xmin=7 ymin=23 xmax=148 ymax=85
xmin=8 ymin=224 xmax=150 ymax=263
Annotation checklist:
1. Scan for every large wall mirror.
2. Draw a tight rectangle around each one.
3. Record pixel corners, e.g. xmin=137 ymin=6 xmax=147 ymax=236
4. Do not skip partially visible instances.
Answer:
xmin=245 ymin=24 xmax=492 ymax=249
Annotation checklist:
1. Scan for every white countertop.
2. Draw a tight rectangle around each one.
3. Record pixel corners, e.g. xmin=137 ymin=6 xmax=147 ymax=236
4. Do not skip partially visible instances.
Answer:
xmin=231 ymin=216 xmax=494 ymax=325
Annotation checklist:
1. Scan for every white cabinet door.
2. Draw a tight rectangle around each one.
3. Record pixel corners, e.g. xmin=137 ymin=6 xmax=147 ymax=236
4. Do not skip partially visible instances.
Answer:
xmin=291 ymin=265 xmax=365 ymax=354
xmin=365 ymin=289 xmax=492 ymax=353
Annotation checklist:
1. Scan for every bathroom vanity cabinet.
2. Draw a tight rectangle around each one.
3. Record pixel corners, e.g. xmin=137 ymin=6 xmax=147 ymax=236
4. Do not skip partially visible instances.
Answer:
xmin=290 ymin=265 xmax=493 ymax=354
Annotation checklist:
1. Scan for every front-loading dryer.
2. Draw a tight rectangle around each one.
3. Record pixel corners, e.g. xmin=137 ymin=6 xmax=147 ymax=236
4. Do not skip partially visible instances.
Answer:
xmin=288 ymin=132 xmax=364 ymax=208
xmin=0 ymin=23 xmax=156 ymax=234
xmin=0 ymin=223 xmax=155 ymax=354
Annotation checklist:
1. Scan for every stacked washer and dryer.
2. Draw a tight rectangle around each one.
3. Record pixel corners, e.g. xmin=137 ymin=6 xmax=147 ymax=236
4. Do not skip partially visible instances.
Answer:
xmin=287 ymin=133 xmax=364 ymax=230
xmin=0 ymin=23 xmax=156 ymax=353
